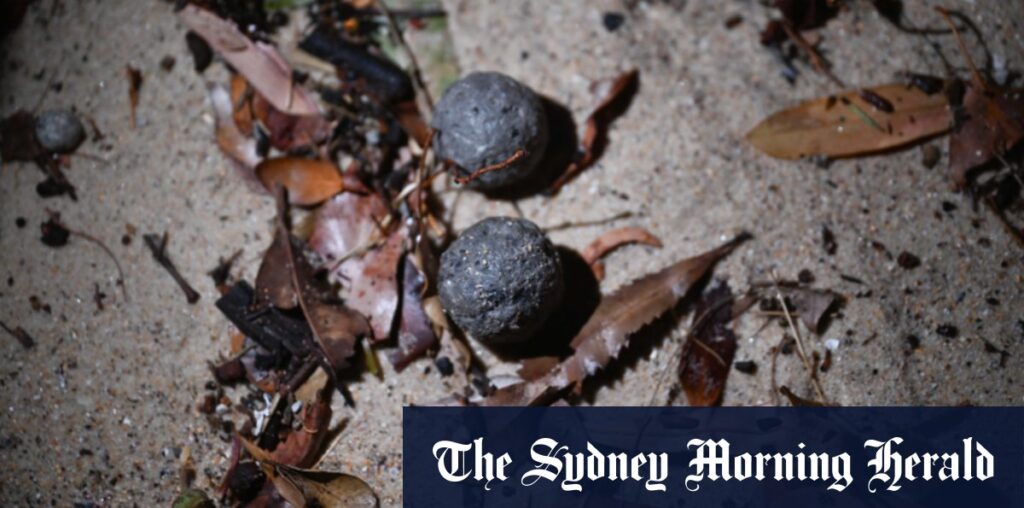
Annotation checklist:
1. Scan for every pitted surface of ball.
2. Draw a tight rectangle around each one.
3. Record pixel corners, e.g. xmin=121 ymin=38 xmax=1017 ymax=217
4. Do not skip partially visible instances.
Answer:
xmin=35 ymin=110 xmax=85 ymax=153
xmin=439 ymin=217 xmax=563 ymax=344
xmin=431 ymin=72 xmax=548 ymax=190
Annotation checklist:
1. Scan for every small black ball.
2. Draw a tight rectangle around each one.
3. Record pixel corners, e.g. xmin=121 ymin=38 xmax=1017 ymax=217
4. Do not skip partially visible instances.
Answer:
xmin=431 ymin=72 xmax=548 ymax=190
xmin=439 ymin=217 xmax=563 ymax=345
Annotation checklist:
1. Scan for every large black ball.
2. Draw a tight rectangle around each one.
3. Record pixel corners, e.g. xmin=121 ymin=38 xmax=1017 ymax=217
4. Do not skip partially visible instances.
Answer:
xmin=431 ymin=72 xmax=548 ymax=190
xmin=439 ymin=217 xmax=563 ymax=345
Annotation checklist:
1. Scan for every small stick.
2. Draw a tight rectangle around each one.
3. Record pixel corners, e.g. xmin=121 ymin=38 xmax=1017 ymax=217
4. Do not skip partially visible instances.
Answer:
xmin=934 ymin=7 xmax=986 ymax=91
xmin=376 ymin=0 xmax=435 ymax=111
xmin=543 ymin=211 xmax=634 ymax=232
xmin=144 ymin=232 xmax=200 ymax=304
xmin=780 ymin=22 xmax=845 ymax=89
xmin=770 ymin=335 xmax=783 ymax=406
xmin=771 ymin=272 xmax=827 ymax=404
xmin=453 ymin=149 xmax=526 ymax=184
xmin=49 ymin=213 xmax=128 ymax=302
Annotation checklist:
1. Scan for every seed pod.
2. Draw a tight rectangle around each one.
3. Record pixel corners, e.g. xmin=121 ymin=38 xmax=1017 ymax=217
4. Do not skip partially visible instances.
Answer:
xmin=431 ymin=72 xmax=548 ymax=190
xmin=439 ymin=217 xmax=563 ymax=344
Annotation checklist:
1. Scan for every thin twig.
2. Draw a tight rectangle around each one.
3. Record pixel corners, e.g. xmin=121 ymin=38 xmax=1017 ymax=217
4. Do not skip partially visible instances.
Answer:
xmin=769 ymin=335 xmax=783 ymax=405
xmin=52 ymin=215 xmax=128 ymax=302
xmin=375 ymin=0 xmax=435 ymax=111
xmin=780 ymin=22 xmax=845 ymax=89
xmin=690 ymin=338 xmax=727 ymax=367
xmin=453 ymin=149 xmax=526 ymax=184
xmin=935 ymin=7 xmax=987 ymax=90
xmin=543 ymin=211 xmax=635 ymax=232
xmin=770 ymin=271 xmax=827 ymax=404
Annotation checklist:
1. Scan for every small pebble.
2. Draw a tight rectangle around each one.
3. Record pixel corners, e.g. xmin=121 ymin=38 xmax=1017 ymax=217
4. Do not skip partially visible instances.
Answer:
xmin=936 ymin=324 xmax=959 ymax=338
xmin=797 ymin=269 xmax=815 ymax=284
xmin=35 ymin=110 xmax=85 ymax=153
xmin=896 ymin=251 xmax=921 ymax=269
xmin=434 ymin=356 xmax=454 ymax=377
xmin=602 ymin=12 xmax=625 ymax=32
xmin=734 ymin=360 xmax=757 ymax=374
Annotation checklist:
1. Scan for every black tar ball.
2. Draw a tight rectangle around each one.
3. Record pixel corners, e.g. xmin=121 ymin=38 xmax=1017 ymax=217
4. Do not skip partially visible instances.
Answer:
xmin=439 ymin=217 xmax=563 ymax=345
xmin=431 ymin=72 xmax=548 ymax=190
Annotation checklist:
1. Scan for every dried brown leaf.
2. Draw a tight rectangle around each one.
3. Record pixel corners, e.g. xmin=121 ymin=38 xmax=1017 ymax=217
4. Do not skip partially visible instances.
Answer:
xmin=309 ymin=193 xmax=401 ymax=341
xmin=270 ymin=465 xmax=378 ymax=508
xmin=251 ymin=92 xmax=333 ymax=152
xmin=255 ymin=233 xmax=298 ymax=310
xmin=267 ymin=390 xmax=332 ymax=468
xmin=679 ymin=282 xmax=738 ymax=406
xmin=783 ymin=287 xmax=838 ymax=334
xmin=388 ymin=255 xmax=438 ymax=371
xmin=935 ymin=7 xmax=1024 ymax=188
xmin=274 ymin=195 xmax=371 ymax=373
xmin=180 ymin=5 xmax=318 ymax=116
xmin=949 ymin=84 xmax=1024 ymax=187
xmin=482 ymin=234 xmax=747 ymax=406
xmin=746 ymin=84 xmax=951 ymax=159
xmin=241 ymin=440 xmax=377 ymax=508
xmin=257 ymin=158 xmax=344 ymax=207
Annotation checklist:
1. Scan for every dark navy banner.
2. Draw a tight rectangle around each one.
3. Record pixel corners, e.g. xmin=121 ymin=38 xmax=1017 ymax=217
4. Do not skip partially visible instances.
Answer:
xmin=403 ymin=407 xmax=1024 ymax=507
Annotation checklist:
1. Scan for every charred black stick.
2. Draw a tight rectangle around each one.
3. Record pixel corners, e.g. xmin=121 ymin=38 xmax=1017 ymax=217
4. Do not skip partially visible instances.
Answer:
xmin=144 ymin=232 xmax=200 ymax=304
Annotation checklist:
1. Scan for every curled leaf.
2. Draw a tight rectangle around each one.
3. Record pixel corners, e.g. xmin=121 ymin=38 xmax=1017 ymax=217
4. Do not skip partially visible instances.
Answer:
xmin=180 ymin=5 xmax=318 ymax=116
xmin=257 ymin=158 xmax=344 ymax=206
xmin=746 ymin=84 xmax=951 ymax=159
xmin=581 ymin=226 xmax=662 ymax=280
xmin=267 ymin=390 xmax=332 ymax=468
xmin=269 ymin=464 xmax=378 ymax=508
xmin=550 ymin=69 xmax=639 ymax=193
